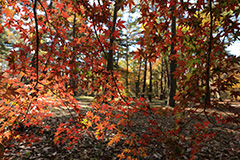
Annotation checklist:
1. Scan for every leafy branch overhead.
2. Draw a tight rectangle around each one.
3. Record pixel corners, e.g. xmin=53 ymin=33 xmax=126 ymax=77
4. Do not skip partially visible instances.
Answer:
xmin=0 ymin=0 xmax=239 ymax=159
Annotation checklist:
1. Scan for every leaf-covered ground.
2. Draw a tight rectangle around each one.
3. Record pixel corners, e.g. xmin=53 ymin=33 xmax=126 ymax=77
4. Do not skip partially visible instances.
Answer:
xmin=4 ymin=98 xmax=240 ymax=160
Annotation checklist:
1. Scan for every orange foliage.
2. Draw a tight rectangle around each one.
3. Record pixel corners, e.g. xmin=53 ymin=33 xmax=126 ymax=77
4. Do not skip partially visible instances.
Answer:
xmin=0 ymin=0 xmax=239 ymax=159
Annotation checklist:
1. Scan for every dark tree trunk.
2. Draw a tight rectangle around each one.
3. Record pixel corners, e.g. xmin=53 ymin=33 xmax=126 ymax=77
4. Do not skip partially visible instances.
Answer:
xmin=160 ymin=58 xmax=164 ymax=99
xmin=205 ymin=0 xmax=213 ymax=109
xmin=136 ymin=59 xmax=142 ymax=97
xmin=155 ymin=81 xmax=159 ymax=98
xmin=104 ymin=2 xmax=119 ymax=101
xmin=168 ymin=1 xmax=177 ymax=107
xmin=126 ymin=36 xmax=129 ymax=95
xmin=71 ymin=14 xmax=77 ymax=96
xmin=164 ymin=59 xmax=170 ymax=90
xmin=107 ymin=3 xmax=118 ymax=72
xmin=142 ymin=58 xmax=147 ymax=98
xmin=149 ymin=61 xmax=153 ymax=102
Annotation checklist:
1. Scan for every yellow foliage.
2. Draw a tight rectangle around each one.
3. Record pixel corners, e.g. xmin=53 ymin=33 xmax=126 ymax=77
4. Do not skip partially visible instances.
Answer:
xmin=233 ymin=74 xmax=240 ymax=89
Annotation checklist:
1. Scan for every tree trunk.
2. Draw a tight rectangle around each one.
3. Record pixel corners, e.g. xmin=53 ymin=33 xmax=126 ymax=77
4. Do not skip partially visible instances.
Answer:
xmin=168 ymin=1 xmax=177 ymax=107
xmin=31 ymin=0 xmax=39 ymax=84
xmin=107 ymin=3 xmax=118 ymax=72
xmin=160 ymin=58 xmax=164 ymax=99
xmin=104 ymin=2 xmax=119 ymax=101
xmin=164 ymin=58 xmax=170 ymax=90
xmin=136 ymin=59 xmax=142 ymax=97
xmin=149 ymin=61 xmax=153 ymax=102
xmin=126 ymin=36 xmax=129 ymax=95
xmin=142 ymin=57 xmax=147 ymax=98
xmin=164 ymin=66 xmax=167 ymax=99
xmin=71 ymin=14 xmax=77 ymax=96
xmin=155 ymin=81 xmax=159 ymax=98
xmin=205 ymin=0 xmax=213 ymax=109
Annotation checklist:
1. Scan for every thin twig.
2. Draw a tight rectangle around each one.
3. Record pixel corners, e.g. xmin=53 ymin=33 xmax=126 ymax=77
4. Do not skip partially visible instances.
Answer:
xmin=80 ymin=0 xmax=107 ymax=58
xmin=92 ymin=18 xmax=108 ymax=58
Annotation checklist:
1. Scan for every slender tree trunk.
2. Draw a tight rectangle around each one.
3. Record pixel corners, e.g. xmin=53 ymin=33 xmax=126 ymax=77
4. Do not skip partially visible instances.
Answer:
xmin=30 ymin=0 xmax=39 ymax=85
xmin=126 ymin=36 xmax=129 ymax=95
xmin=160 ymin=58 xmax=164 ymax=99
xmin=107 ymin=2 xmax=119 ymax=72
xmin=104 ymin=2 xmax=119 ymax=101
xmin=142 ymin=57 xmax=147 ymax=98
xmin=164 ymin=64 xmax=168 ymax=99
xmin=205 ymin=0 xmax=213 ymax=109
xmin=149 ymin=61 xmax=153 ymax=102
xmin=155 ymin=81 xmax=159 ymax=98
xmin=71 ymin=14 xmax=77 ymax=96
xmin=136 ymin=59 xmax=142 ymax=97
xmin=168 ymin=1 xmax=177 ymax=107
xmin=164 ymin=59 xmax=170 ymax=90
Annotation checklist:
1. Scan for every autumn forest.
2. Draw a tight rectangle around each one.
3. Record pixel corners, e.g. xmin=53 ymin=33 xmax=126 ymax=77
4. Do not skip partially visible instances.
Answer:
xmin=0 ymin=0 xmax=240 ymax=159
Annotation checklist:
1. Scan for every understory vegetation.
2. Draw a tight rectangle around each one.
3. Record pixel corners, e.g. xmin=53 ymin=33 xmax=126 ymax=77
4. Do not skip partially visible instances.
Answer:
xmin=0 ymin=0 xmax=240 ymax=159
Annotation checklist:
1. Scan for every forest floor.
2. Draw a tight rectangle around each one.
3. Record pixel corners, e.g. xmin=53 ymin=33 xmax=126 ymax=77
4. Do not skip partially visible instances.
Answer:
xmin=4 ymin=97 xmax=240 ymax=160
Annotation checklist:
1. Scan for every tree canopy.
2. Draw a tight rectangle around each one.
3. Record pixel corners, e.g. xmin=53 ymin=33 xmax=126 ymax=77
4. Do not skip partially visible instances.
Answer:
xmin=0 ymin=0 xmax=240 ymax=159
